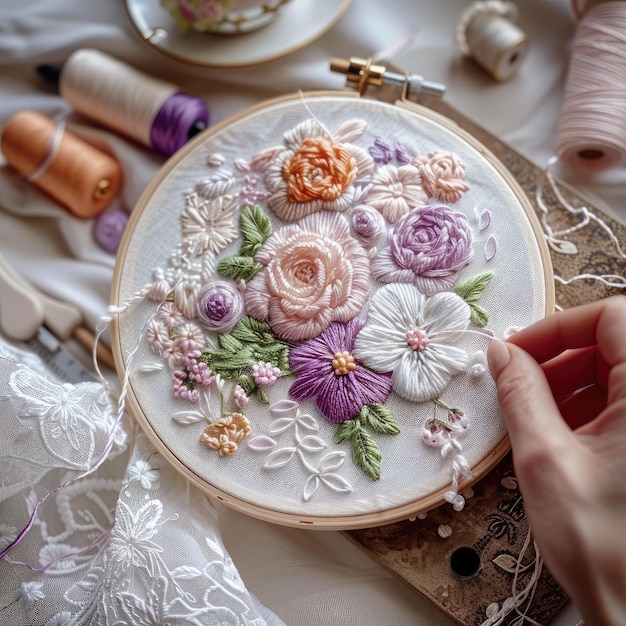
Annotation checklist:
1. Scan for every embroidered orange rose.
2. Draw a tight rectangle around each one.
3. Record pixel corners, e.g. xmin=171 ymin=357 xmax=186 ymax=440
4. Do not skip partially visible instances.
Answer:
xmin=282 ymin=138 xmax=357 ymax=204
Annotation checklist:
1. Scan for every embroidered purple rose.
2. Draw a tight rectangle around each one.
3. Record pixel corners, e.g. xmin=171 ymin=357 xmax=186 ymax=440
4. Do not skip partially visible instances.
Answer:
xmin=196 ymin=280 xmax=244 ymax=332
xmin=288 ymin=318 xmax=392 ymax=424
xmin=371 ymin=205 xmax=474 ymax=295
xmin=349 ymin=204 xmax=386 ymax=247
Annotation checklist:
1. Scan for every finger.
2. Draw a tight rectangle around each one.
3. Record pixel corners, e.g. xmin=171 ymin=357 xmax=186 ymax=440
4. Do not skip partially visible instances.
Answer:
xmin=488 ymin=340 xmax=573 ymax=455
xmin=557 ymin=384 xmax=608 ymax=430
xmin=507 ymin=296 xmax=626 ymax=365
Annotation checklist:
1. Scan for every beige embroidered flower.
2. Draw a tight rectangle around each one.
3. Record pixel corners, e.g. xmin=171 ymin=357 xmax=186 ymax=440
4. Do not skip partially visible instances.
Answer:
xmin=361 ymin=163 xmax=428 ymax=224
xmin=261 ymin=119 xmax=375 ymax=222
xmin=243 ymin=212 xmax=370 ymax=342
xmin=413 ymin=150 xmax=470 ymax=204
xmin=200 ymin=412 xmax=252 ymax=456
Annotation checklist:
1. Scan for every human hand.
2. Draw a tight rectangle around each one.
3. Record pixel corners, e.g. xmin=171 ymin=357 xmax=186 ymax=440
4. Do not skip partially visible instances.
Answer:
xmin=487 ymin=296 xmax=626 ymax=626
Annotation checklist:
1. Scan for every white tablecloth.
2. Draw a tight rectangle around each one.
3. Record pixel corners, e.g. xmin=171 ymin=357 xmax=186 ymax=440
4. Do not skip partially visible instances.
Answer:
xmin=2 ymin=0 xmax=623 ymax=623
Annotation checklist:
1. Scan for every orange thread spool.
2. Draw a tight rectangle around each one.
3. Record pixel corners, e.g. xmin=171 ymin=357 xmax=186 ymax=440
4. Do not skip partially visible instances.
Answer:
xmin=1 ymin=110 xmax=122 ymax=219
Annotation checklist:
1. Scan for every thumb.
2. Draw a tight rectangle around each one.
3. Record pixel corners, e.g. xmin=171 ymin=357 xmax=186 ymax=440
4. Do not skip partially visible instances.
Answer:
xmin=488 ymin=340 xmax=571 ymax=455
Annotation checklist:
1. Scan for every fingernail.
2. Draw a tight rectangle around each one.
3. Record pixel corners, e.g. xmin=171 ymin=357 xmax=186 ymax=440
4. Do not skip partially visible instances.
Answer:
xmin=487 ymin=340 xmax=511 ymax=378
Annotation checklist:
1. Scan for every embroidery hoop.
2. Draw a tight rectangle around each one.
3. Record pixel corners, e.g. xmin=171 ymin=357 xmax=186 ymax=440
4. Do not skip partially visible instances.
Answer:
xmin=111 ymin=91 xmax=554 ymax=529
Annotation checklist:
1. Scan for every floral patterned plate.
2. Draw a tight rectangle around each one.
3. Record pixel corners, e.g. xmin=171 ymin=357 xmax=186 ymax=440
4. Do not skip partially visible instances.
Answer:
xmin=111 ymin=92 xmax=554 ymax=529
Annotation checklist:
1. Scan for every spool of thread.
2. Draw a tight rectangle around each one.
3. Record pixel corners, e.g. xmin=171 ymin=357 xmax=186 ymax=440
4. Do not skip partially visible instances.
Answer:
xmin=37 ymin=49 xmax=210 ymax=157
xmin=556 ymin=1 xmax=626 ymax=172
xmin=1 ymin=110 xmax=122 ymax=219
xmin=456 ymin=1 xmax=529 ymax=82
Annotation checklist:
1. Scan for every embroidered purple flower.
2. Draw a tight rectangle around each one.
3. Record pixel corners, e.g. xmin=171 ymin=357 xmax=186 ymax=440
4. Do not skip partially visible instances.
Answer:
xmin=371 ymin=205 xmax=474 ymax=295
xmin=288 ymin=318 xmax=393 ymax=424
xmin=258 ymin=119 xmax=374 ymax=222
xmin=353 ymin=283 xmax=471 ymax=403
xmin=349 ymin=204 xmax=386 ymax=248
xmin=361 ymin=163 xmax=428 ymax=224
xmin=369 ymin=137 xmax=393 ymax=164
xmin=197 ymin=280 xmax=244 ymax=333
xmin=244 ymin=212 xmax=371 ymax=342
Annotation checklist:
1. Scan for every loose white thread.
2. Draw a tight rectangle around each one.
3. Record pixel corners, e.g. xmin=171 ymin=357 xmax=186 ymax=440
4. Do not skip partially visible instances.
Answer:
xmin=25 ymin=119 xmax=66 ymax=182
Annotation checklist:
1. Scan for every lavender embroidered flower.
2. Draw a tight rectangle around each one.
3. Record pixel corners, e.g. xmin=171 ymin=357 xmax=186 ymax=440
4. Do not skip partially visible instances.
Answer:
xmin=371 ymin=205 xmax=474 ymax=295
xmin=361 ymin=163 xmax=428 ymax=223
xmin=349 ymin=204 xmax=386 ymax=247
xmin=196 ymin=280 xmax=244 ymax=333
xmin=353 ymin=283 xmax=471 ymax=403
xmin=259 ymin=119 xmax=375 ymax=221
xmin=288 ymin=318 xmax=393 ymax=424
xmin=244 ymin=212 xmax=371 ymax=342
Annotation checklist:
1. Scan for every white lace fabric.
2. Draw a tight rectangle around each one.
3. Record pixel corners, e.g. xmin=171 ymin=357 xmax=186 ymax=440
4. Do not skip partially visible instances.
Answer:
xmin=0 ymin=336 xmax=281 ymax=626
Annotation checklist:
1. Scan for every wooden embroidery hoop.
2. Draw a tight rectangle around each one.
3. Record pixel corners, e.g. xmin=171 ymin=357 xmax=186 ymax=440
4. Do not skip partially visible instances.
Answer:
xmin=111 ymin=86 xmax=554 ymax=530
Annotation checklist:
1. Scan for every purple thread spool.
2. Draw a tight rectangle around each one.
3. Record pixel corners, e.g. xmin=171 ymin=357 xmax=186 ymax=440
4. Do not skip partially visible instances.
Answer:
xmin=38 ymin=49 xmax=210 ymax=157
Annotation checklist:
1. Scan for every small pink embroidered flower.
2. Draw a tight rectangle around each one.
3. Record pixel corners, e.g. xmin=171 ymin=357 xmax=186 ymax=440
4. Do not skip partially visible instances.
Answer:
xmin=173 ymin=321 xmax=207 ymax=354
xmin=260 ymin=119 xmax=374 ymax=221
xmin=196 ymin=280 xmax=245 ymax=333
xmin=288 ymin=318 xmax=393 ymax=424
xmin=240 ymin=174 xmax=270 ymax=206
xmin=146 ymin=318 xmax=174 ymax=357
xmin=349 ymin=204 xmax=386 ymax=248
xmin=233 ymin=384 xmax=249 ymax=408
xmin=184 ymin=350 xmax=214 ymax=386
xmin=200 ymin=412 xmax=252 ymax=456
xmin=251 ymin=361 xmax=281 ymax=387
xmin=157 ymin=301 xmax=187 ymax=330
xmin=371 ymin=205 xmax=474 ymax=295
xmin=353 ymin=283 xmax=471 ymax=403
xmin=413 ymin=150 xmax=470 ymax=204
xmin=361 ymin=163 xmax=428 ymax=223
xmin=244 ymin=212 xmax=371 ymax=342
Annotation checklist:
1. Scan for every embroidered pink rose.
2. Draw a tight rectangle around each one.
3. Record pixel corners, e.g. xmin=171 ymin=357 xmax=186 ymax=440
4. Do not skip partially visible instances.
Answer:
xmin=259 ymin=119 xmax=375 ymax=222
xmin=244 ymin=212 xmax=370 ymax=342
xmin=413 ymin=150 xmax=469 ymax=204
xmin=371 ymin=205 xmax=474 ymax=295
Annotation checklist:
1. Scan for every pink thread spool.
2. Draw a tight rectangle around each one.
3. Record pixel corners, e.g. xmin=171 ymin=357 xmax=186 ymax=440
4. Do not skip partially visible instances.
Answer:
xmin=556 ymin=0 xmax=626 ymax=172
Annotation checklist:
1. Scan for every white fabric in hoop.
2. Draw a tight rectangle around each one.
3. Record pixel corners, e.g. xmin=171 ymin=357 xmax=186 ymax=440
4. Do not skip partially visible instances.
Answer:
xmin=113 ymin=94 xmax=550 ymax=527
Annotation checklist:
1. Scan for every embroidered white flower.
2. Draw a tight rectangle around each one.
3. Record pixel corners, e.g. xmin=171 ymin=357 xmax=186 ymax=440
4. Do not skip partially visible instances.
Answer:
xmin=260 ymin=118 xmax=375 ymax=221
xmin=127 ymin=458 xmax=160 ymax=490
xmin=180 ymin=192 xmax=238 ymax=254
xmin=353 ymin=283 xmax=471 ymax=402
xmin=45 ymin=613 xmax=73 ymax=626
xmin=20 ymin=580 xmax=45 ymax=606
xmin=106 ymin=500 xmax=163 ymax=576
xmin=361 ymin=163 xmax=428 ymax=223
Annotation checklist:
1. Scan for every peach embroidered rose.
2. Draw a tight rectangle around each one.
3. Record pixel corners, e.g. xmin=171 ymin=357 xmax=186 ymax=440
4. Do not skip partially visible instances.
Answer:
xmin=260 ymin=119 xmax=375 ymax=221
xmin=243 ymin=212 xmax=370 ymax=342
xmin=413 ymin=150 xmax=469 ymax=204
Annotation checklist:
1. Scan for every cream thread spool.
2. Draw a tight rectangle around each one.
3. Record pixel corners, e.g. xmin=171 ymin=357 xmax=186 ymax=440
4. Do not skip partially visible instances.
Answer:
xmin=456 ymin=1 xmax=529 ymax=82
xmin=1 ymin=110 xmax=122 ymax=218
xmin=556 ymin=1 xmax=626 ymax=172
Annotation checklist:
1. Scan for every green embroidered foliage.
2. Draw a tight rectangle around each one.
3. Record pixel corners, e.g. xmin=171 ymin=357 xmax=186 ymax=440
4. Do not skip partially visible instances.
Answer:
xmin=217 ymin=206 xmax=272 ymax=282
xmin=358 ymin=404 xmax=400 ymax=435
xmin=217 ymin=256 xmax=263 ymax=281
xmin=239 ymin=205 xmax=272 ymax=257
xmin=200 ymin=316 xmax=290 ymax=393
xmin=334 ymin=404 xmax=400 ymax=480
xmin=453 ymin=271 xmax=494 ymax=328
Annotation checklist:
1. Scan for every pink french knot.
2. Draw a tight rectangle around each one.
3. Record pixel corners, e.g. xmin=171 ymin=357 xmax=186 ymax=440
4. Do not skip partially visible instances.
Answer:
xmin=413 ymin=150 xmax=470 ymax=204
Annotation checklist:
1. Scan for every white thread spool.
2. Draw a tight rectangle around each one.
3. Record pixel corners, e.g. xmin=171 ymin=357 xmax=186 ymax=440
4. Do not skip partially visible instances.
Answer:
xmin=456 ymin=1 xmax=529 ymax=82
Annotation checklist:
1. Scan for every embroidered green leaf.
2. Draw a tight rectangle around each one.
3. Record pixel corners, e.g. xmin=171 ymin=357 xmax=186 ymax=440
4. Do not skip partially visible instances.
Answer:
xmin=334 ymin=420 xmax=358 ymax=444
xmin=251 ymin=345 xmax=290 ymax=373
xmin=358 ymin=404 xmax=400 ymax=435
xmin=201 ymin=346 xmax=255 ymax=372
xmin=231 ymin=316 xmax=276 ymax=346
xmin=237 ymin=374 xmax=255 ymax=395
xmin=217 ymin=256 xmax=264 ymax=281
xmin=256 ymin=387 xmax=269 ymax=404
xmin=351 ymin=426 xmax=382 ymax=481
xmin=239 ymin=205 xmax=272 ymax=257
xmin=469 ymin=302 xmax=489 ymax=327
xmin=453 ymin=271 xmax=494 ymax=304
xmin=218 ymin=332 xmax=243 ymax=353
